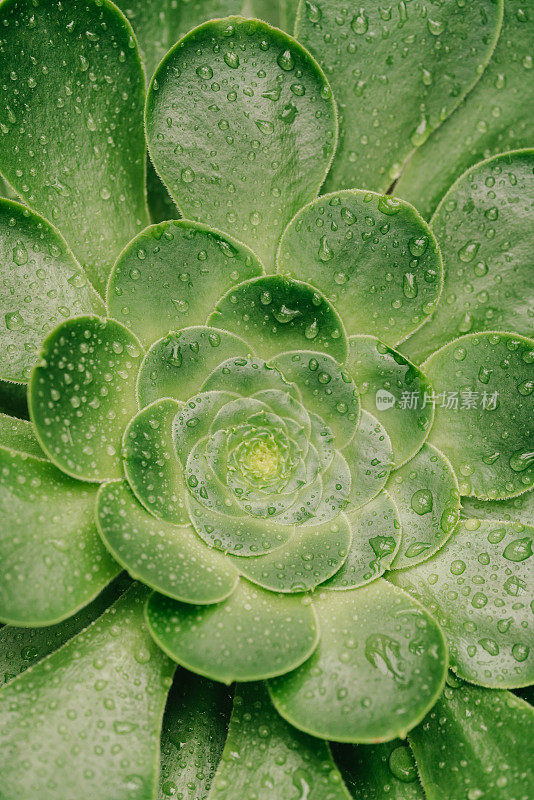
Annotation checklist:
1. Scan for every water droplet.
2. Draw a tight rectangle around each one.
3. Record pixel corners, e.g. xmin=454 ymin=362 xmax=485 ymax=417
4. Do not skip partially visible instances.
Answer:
xmin=277 ymin=49 xmax=295 ymax=71
xmin=12 ymin=240 xmax=28 ymax=265
xmin=509 ymin=450 xmax=534 ymax=473
xmin=503 ymin=537 xmax=532 ymax=562
xmin=389 ymin=745 xmax=417 ymax=782
xmin=223 ymin=51 xmax=240 ymax=69
xmin=458 ymin=241 xmax=480 ymax=263
xmin=351 ymin=10 xmax=369 ymax=34
xmin=318 ymin=235 xmax=334 ymax=262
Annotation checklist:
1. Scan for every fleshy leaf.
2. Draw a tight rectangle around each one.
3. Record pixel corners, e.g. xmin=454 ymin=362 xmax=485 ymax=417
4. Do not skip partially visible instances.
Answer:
xmin=395 ymin=0 xmax=534 ymax=219
xmin=173 ymin=390 xmax=238 ymax=465
xmin=272 ymin=350 xmax=359 ymax=447
xmin=333 ymin=739 xmax=425 ymax=800
xmin=209 ymin=682 xmax=351 ymax=800
xmin=0 ymin=199 xmax=103 ymax=383
xmin=97 ymin=480 xmax=238 ymax=604
xmin=424 ymin=331 xmax=534 ymax=499
xmin=137 ymin=327 xmax=251 ymax=407
xmin=268 ymin=580 xmax=447 ymax=742
xmin=277 ymin=190 xmax=442 ymax=345
xmin=296 ymin=0 xmax=503 ymax=192
xmin=145 ymin=15 xmax=337 ymax=269
xmin=347 ymin=335 xmax=433 ymax=468
xmin=409 ymin=674 xmax=534 ymax=800
xmin=146 ymin=579 xmax=319 ymax=683
xmin=107 ymin=220 xmax=263 ymax=347
xmin=123 ymin=399 xmax=188 ymax=525
xmin=0 ymin=583 xmax=175 ymax=800
xmin=390 ymin=517 xmax=533 ymax=689
xmin=0 ymin=412 xmax=45 ymax=459
xmin=387 ymin=443 xmax=460 ymax=569
xmin=202 ymin=355 xmax=297 ymax=397
xmin=159 ymin=672 xmax=232 ymax=800
xmin=402 ymin=150 xmax=534 ymax=363
xmin=342 ymin=411 xmax=393 ymax=509
xmin=208 ymin=276 xmax=347 ymax=361
xmin=0 ymin=575 xmax=130 ymax=689
xmin=29 ymin=316 xmax=143 ymax=481
xmin=324 ymin=491 xmax=401 ymax=589
xmin=0 ymin=0 xmax=148 ymax=294
xmin=0 ymin=446 xmax=120 ymax=626
xmin=228 ymin=513 xmax=351 ymax=592
xmin=462 ymin=490 xmax=534 ymax=527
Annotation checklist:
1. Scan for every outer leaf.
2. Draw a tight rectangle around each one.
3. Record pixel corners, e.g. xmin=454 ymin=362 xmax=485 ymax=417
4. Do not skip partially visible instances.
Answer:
xmin=346 ymin=335 xmax=433 ymax=468
xmin=0 ymin=446 xmax=120 ymax=626
xmin=409 ymin=674 xmax=534 ymax=800
xmin=29 ymin=316 xmax=143 ymax=481
xmin=0 ymin=411 xmax=45 ymax=458
xmin=146 ymin=579 xmax=319 ymax=683
xmin=402 ymin=150 xmax=534 ymax=363
xmin=462 ymin=489 xmax=534 ymax=527
xmin=208 ymin=276 xmax=348 ymax=361
xmin=0 ymin=0 xmax=148 ymax=294
xmin=159 ymin=672 xmax=232 ymax=800
xmin=333 ymin=739 xmax=425 ymax=800
xmin=107 ymin=220 xmax=263 ymax=347
xmin=296 ymin=0 xmax=503 ymax=192
xmin=146 ymin=15 xmax=337 ymax=269
xmin=395 ymin=0 xmax=534 ymax=219
xmin=277 ymin=190 xmax=442 ymax=346
xmin=387 ymin=443 xmax=460 ymax=569
xmin=208 ymin=682 xmax=351 ymax=800
xmin=0 ymin=583 xmax=175 ymax=800
xmin=97 ymin=480 xmax=239 ymax=604
xmin=342 ymin=411 xmax=393 ymax=510
xmin=0 ymin=198 xmax=102 ymax=383
xmin=424 ymin=331 xmax=534 ymax=499
xmin=268 ymin=580 xmax=447 ymax=743
xmin=390 ymin=518 xmax=533 ymax=689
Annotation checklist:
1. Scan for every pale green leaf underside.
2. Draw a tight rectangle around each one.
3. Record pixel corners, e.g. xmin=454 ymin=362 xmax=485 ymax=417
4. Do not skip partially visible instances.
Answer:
xmin=425 ymin=331 xmax=534 ymax=499
xmin=146 ymin=15 xmax=337 ymax=270
xmin=333 ymin=738 xmax=425 ymax=800
xmin=409 ymin=675 xmax=534 ymax=800
xmin=146 ymin=579 xmax=319 ymax=683
xmin=0 ymin=412 xmax=45 ymax=459
xmin=0 ymin=583 xmax=175 ymax=800
xmin=395 ymin=0 xmax=534 ymax=219
xmin=0 ymin=0 xmax=149 ymax=294
xmin=269 ymin=580 xmax=447 ymax=743
xmin=296 ymin=0 xmax=503 ymax=193
xmin=209 ymin=682 xmax=351 ymax=800
xmin=0 ymin=446 xmax=120 ymax=626
xmin=402 ymin=149 xmax=534 ymax=363
xmin=277 ymin=189 xmax=442 ymax=346
xmin=390 ymin=518 xmax=533 ymax=689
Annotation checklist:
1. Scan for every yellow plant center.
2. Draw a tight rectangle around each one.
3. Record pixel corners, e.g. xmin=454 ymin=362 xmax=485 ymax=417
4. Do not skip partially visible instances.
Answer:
xmin=243 ymin=441 xmax=280 ymax=479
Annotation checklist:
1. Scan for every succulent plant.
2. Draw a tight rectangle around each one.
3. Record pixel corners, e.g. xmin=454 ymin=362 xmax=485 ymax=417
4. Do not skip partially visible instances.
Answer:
xmin=0 ymin=0 xmax=532 ymax=798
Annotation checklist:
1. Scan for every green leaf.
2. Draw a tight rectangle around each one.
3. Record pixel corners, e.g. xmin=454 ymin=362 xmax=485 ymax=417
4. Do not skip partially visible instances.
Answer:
xmin=402 ymin=150 xmax=534 ymax=363
xmin=208 ymin=682 xmax=351 ymax=800
xmin=202 ymin=355 xmax=297 ymax=398
xmin=159 ymin=672 xmax=232 ymax=800
xmin=173 ymin=390 xmax=239 ymax=465
xmin=145 ymin=15 xmax=337 ymax=269
xmin=0 ymin=583 xmax=175 ymax=800
xmin=0 ymin=198 xmax=103 ymax=383
xmin=29 ymin=316 xmax=143 ymax=481
xmin=346 ymin=335 xmax=433 ymax=468
xmin=395 ymin=0 xmax=534 ymax=220
xmin=137 ymin=327 xmax=251 ymax=407
xmin=389 ymin=517 xmax=533 ymax=689
xmin=296 ymin=0 xmax=503 ymax=193
xmin=97 ymin=480 xmax=238 ymax=604
xmin=0 ymin=411 xmax=45 ymax=458
xmin=146 ymin=578 xmax=319 ymax=683
xmin=277 ymin=190 xmax=442 ymax=346
xmin=342 ymin=411 xmax=393 ymax=510
xmin=462 ymin=490 xmax=534 ymax=527
xmin=208 ymin=276 xmax=348 ymax=362
xmin=424 ymin=331 xmax=534 ymax=499
xmin=268 ymin=580 xmax=447 ymax=742
xmin=0 ymin=446 xmax=120 ymax=626
xmin=333 ymin=739 xmax=425 ymax=800
xmin=409 ymin=674 xmax=534 ymax=800
xmin=272 ymin=350 xmax=359 ymax=447
xmin=0 ymin=0 xmax=148 ymax=294
xmin=107 ymin=220 xmax=263 ymax=347
xmin=122 ymin=399 xmax=189 ymax=525
xmin=324 ymin=491 xmax=401 ymax=589
xmin=387 ymin=443 xmax=460 ymax=569
xmin=0 ymin=575 xmax=130 ymax=689
xmin=228 ymin=513 xmax=351 ymax=592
